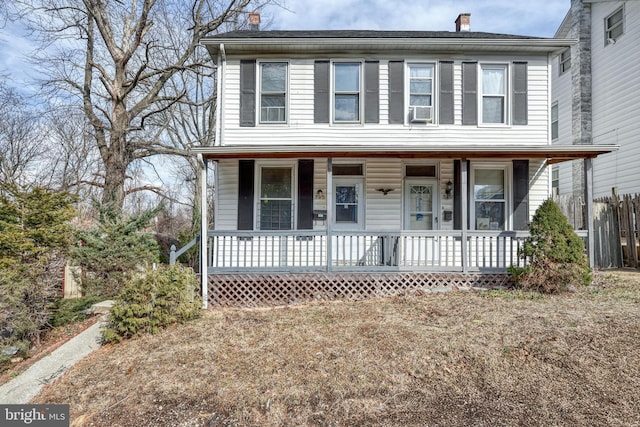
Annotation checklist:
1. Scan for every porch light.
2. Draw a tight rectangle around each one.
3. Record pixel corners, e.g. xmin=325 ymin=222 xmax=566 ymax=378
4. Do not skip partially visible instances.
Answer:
xmin=315 ymin=189 xmax=325 ymax=199
xmin=445 ymin=180 xmax=453 ymax=199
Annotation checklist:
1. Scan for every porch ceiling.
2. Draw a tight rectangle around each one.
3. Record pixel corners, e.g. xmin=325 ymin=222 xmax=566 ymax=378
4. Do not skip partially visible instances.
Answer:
xmin=191 ymin=144 xmax=618 ymax=163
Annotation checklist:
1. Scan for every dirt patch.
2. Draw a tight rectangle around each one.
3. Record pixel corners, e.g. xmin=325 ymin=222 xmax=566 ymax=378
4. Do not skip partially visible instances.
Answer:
xmin=34 ymin=270 xmax=640 ymax=426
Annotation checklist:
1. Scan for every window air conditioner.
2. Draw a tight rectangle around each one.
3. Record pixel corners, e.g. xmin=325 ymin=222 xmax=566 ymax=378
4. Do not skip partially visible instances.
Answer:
xmin=411 ymin=106 xmax=432 ymax=123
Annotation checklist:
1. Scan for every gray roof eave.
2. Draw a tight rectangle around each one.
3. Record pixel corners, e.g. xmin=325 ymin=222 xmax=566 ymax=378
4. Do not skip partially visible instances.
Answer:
xmin=202 ymin=35 xmax=577 ymax=58
xmin=192 ymin=144 xmax=617 ymax=164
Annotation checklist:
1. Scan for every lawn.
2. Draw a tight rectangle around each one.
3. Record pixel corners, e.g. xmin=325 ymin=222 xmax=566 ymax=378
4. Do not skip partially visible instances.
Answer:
xmin=35 ymin=271 xmax=640 ymax=426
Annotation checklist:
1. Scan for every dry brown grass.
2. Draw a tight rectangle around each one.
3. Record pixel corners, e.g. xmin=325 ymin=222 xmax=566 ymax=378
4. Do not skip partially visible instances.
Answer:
xmin=35 ymin=270 xmax=640 ymax=426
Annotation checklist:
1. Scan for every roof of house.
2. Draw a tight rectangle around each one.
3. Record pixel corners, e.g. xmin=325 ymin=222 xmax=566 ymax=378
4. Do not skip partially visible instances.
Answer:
xmin=207 ymin=30 xmax=540 ymax=40
xmin=202 ymin=30 xmax=576 ymax=60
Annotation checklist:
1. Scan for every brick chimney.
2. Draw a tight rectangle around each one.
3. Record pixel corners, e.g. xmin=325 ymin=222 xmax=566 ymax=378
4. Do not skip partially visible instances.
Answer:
xmin=455 ymin=13 xmax=471 ymax=32
xmin=249 ymin=13 xmax=261 ymax=31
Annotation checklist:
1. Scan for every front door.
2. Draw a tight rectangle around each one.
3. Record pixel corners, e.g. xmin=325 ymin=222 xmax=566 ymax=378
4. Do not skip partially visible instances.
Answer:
xmin=404 ymin=180 xmax=439 ymax=265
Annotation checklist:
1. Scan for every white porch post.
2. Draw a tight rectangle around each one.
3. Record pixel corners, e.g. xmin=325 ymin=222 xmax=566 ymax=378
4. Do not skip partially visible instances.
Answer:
xmin=584 ymin=157 xmax=595 ymax=269
xmin=199 ymin=155 xmax=209 ymax=309
xmin=326 ymin=157 xmax=333 ymax=272
xmin=461 ymin=159 xmax=469 ymax=273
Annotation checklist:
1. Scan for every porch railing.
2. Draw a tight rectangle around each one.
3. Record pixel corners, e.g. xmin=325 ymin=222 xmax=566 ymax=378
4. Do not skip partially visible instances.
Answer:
xmin=204 ymin=230 xmax=551 ymax=274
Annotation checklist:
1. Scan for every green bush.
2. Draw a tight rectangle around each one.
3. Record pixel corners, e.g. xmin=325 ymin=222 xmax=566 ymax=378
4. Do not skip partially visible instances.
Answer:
xmin=0 ymin=185 xmax=75 ymax=361
xmin=50 ymin=296 xmax=101 ymax=327
xmin=509 ymin=199 xmax=591 ymax=293
xmin=102 ymin=265 xmax=201 ymax=343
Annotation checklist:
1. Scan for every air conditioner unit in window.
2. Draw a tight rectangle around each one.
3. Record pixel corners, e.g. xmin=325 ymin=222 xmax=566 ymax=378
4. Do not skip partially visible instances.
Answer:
xmin=411 ymin=106 xmax=432 ymax=123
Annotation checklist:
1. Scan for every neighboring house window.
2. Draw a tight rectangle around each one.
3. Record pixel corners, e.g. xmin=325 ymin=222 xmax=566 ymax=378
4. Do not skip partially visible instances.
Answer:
xmin=605 ymin=6 xmax=624 ymax=45
xmin=408 ymin=64 xmax=434 ymax=123
xmin=259 ymin=166 xmax=293 ymax=230
xmin=559 ymin=49 xmax=571 ymax=74
xmin=551 ymin=103 xmax=559 ymax=140
xmin=481 ymin=65 xmax=507 ymax=124
xmin=472 ymin=164 xmax=510 ymax=230
xmin=260 ymin=62 xmax=287 ymax=124
xmin=552 ymin=166 xmax=559 ymax=196
xmin=333 ymin=62 xmax=361 ymax=123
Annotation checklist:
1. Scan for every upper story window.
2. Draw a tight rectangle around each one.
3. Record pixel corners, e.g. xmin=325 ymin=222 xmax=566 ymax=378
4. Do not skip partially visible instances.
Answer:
xmin=333 ymin=62 xmax=361 ymax=123
xmin=559 ymin=49 xmax=571 ymax=74
xmin=605 ymin=6 xmax=624 ymax=45
xmin=551 ymin=103 xmax=559 ymax=140
xmin=408 ymin=64 xmax=434 ymax=123
xmin=481 ymin=65 xmax=507 ymax=125
xmin=260 ymin=62 xmax=287 ymax=124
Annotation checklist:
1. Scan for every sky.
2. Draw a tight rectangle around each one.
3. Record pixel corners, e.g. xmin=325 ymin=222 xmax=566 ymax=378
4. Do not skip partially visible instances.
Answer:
xmin=0 ymin=0 xmax=572 ymax=90
xmin=261 ymin=0 xmax=571 ymax=36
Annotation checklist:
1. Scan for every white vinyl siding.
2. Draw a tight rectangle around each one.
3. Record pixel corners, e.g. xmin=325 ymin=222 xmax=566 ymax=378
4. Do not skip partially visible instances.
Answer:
xmin=221 ymin=57 xmax=549 ymax=146
xmin=590 ymin=1 xmax=640 ymax=196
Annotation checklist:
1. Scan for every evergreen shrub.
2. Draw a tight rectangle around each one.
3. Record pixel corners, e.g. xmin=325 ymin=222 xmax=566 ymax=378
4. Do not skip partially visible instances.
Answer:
xmin=102 ymin=264 xmax=201 ymax=343
xmin=509 ymin=199 xmax=592 ymax=293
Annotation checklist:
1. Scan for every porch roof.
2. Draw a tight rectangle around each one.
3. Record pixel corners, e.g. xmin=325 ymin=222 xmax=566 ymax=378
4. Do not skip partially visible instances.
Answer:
xmin=191 ymin=144 xmax=618 ymax=164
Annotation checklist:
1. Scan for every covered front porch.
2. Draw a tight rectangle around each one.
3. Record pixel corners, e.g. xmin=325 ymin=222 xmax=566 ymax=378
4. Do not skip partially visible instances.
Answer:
xmin=191 ymin=144 xmax=616 ymax=308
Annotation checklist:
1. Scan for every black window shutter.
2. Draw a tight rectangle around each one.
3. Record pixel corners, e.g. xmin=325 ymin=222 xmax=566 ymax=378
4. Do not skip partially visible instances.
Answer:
xmin=237 ymin=160 xmax=255 ymax=230
xmin=239 ymin=60 xmax=256 ymax=127
xmin=439 ymin=61 xmax=454 ymax=124
xmin=512 ymin=62 xmax=528 ymax=125
xmin=388 ymin=60 xmax=404 ymax=124
xmin=314 ymin=61 xmax=330 ymax=123
xmin=462 ymin=62 xmax=478 ymax=126
xmin=512 ymin=160 xmax=530 ymax=230
xmin=297 ymin=160 xmax=314 ymax=230
xmin=364 ymin=61 xmax=380 ymax=123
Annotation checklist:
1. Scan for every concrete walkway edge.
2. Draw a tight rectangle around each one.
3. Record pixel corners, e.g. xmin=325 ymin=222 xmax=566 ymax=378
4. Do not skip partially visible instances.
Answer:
xmin=0 ymin=317 xmax=105 ymax=404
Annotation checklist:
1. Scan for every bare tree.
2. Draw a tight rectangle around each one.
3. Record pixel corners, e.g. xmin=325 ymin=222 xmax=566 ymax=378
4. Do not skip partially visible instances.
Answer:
xmin=9 ymin=0 xmax=270 ymax=211
xmin=0 ymin=82 xmax=45 ymax=189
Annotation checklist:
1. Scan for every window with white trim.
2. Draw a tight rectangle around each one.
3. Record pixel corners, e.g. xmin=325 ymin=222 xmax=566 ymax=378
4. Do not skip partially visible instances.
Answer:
xmin=259 ymin=62 xmax=287 ymax=124
xmin=559 ymin=49 xmax=571 ymax=74
xmin=471 ymin=164 xmax=510 ymax=231
xmin=408 ymin=63 xmax=434 ymax=123
xmin=552 ymin=166 xmax=559 ymax=196
xmin=333 ymin=62 xmax=361 ymax=123
xmin=259 ymin=166 xmax=293 ymax=230
xmin=551 ymin=102 xmax=559 ymax=140
xmin=481 ymin=65 xmax=507 ymax=124
xmin=605 ymin=6 xmax=624 ymax=45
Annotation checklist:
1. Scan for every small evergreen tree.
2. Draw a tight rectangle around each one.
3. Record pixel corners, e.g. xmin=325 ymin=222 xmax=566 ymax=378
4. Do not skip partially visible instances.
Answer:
xmin=0 ymin=185 xmax=75 ymax=361
xmin=509 ymin=199 xmax=592 ymax=293
xmin=102 ymin=264 xmax=201 ymax=343
xmin=71 ymin=204 xmax=161 ymax=298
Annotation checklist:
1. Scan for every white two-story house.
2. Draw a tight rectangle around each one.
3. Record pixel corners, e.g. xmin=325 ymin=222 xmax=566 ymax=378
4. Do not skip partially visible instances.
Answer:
xmin=552 ymin=0 xmax=639 ymax=198
xmin=192 ymin=14 xmax=616 ymax=308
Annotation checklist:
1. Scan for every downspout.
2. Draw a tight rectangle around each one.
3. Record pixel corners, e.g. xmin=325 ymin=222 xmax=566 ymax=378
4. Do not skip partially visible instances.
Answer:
xmin=215 ymin=43 xmax=226 ymax=147
xmin=199 ymin=154 xmax=209 ymax=309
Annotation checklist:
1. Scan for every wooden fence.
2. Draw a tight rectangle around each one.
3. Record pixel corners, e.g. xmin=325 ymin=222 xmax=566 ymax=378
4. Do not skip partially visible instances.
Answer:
xmin=555 ymin=194 xmax=638 ymax=269
xmin=595 ymin=194 xmax=640 ymax=268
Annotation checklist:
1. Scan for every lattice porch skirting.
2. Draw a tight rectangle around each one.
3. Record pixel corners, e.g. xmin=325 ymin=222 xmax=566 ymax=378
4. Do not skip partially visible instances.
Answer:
xmin=205 ymin=272 xmax=514 ymax=308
